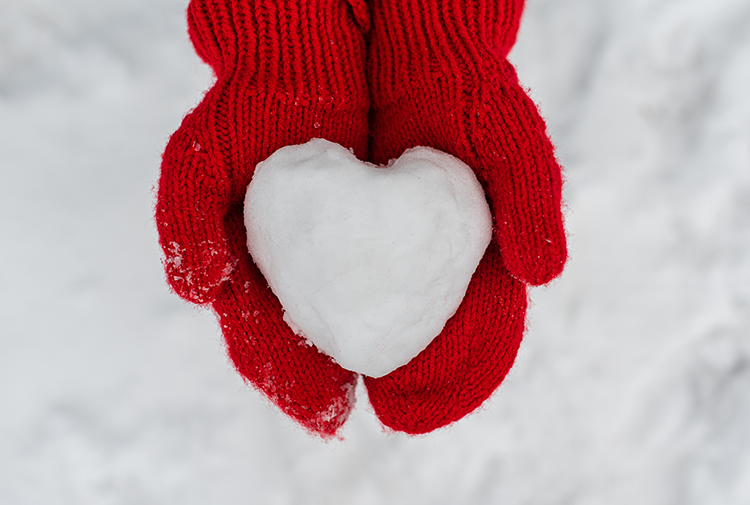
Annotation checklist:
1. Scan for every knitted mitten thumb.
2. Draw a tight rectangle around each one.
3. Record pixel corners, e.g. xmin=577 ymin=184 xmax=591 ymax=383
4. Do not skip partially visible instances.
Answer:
xmin=368 ymin=0 xmax=567 ymax=285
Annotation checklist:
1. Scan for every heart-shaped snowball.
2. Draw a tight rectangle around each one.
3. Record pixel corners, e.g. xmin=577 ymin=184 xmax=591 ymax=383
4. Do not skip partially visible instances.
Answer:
xmin=244 ymin=139 xmax=492 ymax=378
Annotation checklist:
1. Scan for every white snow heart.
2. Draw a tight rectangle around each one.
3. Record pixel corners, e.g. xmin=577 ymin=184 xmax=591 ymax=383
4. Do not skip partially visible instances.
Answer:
xmin=244 ymin=139 xmax=493 ymax=378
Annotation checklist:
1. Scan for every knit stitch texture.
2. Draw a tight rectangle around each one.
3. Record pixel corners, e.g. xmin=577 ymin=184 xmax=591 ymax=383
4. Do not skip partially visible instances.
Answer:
xmin=155 ymin=0 xmax=567 ymax=437
xmin=156 ymin=0 xmax=369 ymax=437
xmin=362 ymin=0 xmax=567 ymax=434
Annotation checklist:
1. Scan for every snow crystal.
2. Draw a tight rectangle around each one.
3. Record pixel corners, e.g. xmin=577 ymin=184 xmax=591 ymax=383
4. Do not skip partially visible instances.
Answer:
xmin=244 ymin=139 xmax=492 ymax=377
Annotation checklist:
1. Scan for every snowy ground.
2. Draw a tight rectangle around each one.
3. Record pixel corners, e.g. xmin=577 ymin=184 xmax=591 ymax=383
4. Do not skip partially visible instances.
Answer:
xmin=2 ymin=0 xmax=750 ymax=503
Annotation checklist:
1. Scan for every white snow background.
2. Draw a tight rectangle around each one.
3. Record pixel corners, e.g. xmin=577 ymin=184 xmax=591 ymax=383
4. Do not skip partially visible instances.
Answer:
xmin=1 ymin=0 xmax=749 ymax=503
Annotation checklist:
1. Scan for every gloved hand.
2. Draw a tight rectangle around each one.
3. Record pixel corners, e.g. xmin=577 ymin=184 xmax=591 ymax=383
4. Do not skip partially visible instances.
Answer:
xmin=363 ymin=0 xmax=568 ymax=433
xmin=155 ymin=0 xmax=370 ymax=437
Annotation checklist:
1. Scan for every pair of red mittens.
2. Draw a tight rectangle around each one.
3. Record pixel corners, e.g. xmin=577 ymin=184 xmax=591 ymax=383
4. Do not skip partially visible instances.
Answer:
xmin=155 ymin=0 xmax=566 ymax=437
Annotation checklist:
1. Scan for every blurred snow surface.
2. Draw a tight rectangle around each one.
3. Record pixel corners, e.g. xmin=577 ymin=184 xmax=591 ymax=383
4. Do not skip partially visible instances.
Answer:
xmin=1 ymin=0 xmax=749 ymax=503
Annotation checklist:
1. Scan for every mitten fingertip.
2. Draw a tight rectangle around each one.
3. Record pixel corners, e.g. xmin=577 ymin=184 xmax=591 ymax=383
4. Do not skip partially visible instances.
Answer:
xmin=162 ymin=239 xmax=234 ymax=305
xmin=500 ymin=233 xmax=568 ymax=286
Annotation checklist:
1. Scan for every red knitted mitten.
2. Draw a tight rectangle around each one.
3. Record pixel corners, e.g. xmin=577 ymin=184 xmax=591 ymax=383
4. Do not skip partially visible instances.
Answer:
xmin=155 ymin=0 xmax=370 ymax=437
xmin=363 ymin=0 xmax=567 ymax=433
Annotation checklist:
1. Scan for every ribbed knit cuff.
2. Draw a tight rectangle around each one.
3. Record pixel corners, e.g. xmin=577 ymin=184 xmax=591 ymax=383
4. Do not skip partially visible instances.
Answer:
xmin=368 ymin=0 xmax=525 ymax=105
xmin=188 ymin=0 xmax=368 ymax=96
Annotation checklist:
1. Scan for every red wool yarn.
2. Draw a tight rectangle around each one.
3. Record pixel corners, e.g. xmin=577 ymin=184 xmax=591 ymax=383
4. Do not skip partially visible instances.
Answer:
xmin=156 ymin=0 xmax=369 ymax=437
xmin=155 ymin=0 xmax=567 ymax=437
xmin=362 ymin=0 xmax=567 ymax=433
